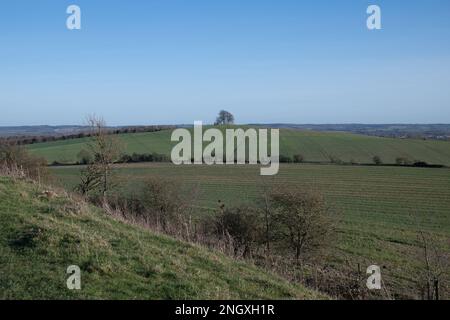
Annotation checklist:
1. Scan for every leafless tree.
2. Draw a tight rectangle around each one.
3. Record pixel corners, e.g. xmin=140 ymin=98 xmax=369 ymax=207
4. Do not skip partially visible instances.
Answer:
xmin=76 ymin=162 xmax=103 ymax=195
xmin=76 ymin=115 xmax=123 ymax=197
xmin=269 ymin=186 xmax=337 ymax=268
xmin=257 ymin=178 xmax=276 ymax=255
xmin=416 ymin=227 xmax=448 ymax=300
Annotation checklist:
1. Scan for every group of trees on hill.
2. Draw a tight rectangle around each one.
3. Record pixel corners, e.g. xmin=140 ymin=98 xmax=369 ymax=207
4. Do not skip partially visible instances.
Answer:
xmin=214 ymin=110 xmax=235 ymax=125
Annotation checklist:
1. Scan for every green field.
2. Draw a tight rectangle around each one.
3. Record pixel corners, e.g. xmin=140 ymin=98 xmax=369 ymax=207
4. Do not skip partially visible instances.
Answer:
xmin=0 ymin=176 xmax=321 ymax=299
xmin=24 ymin=128 xmax=450 ymax=298
xmin=50 ymin=163 xmax=450 ymax=298
xmin=28 ymin=128 xmax=450 ymax=166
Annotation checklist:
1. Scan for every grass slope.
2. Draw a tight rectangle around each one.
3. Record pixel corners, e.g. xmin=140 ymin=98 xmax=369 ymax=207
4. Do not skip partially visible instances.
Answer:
xmin=0 ymin=176 xmax=322 ymax=299
xmin=28 ymin=127 xmax=450 ymax=166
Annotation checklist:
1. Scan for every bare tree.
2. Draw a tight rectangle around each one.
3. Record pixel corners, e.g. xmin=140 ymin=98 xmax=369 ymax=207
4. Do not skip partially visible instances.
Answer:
xmin=76 ymin=162 xmax=103 ymax=195
xmin=76 ymin=115 xmax=123 ymax=197
xmin=269 ymin=186 xmax=337 ymax=267
xmin=416 ymin=228 xmax=448 ymax=300
xmin=257 ymin=178 xmax=276 ymax=255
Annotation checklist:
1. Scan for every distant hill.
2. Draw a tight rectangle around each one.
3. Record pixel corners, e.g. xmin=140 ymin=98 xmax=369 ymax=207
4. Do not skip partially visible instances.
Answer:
xmin=27 ymin=127 xmax=450 ymax=166
xmin=252 ymin=124 xmax=450 ymax=140
xmin=0 ymin=125 xmax=89 ymax=137
xmin=0 ymin=176 xmax=321 ymax=299
xmin=4 ymin=123 xmax=450 ymax=140
xmin=0 ymin=125 xmax=170 ymax=138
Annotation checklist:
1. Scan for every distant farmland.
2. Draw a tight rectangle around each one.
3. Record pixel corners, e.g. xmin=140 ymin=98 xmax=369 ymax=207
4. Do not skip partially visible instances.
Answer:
xmin=28 ymin=128 xmax=450 ymax=166
xmin=50 ymin=163 xmax=450 ymax=299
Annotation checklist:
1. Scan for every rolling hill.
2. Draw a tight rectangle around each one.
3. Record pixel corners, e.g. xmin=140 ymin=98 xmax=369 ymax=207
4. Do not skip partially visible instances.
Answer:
xmin=0 ymin=176 xmax=322 ymax=299
xmin=27 ymin=127 xmax=450 ymax=166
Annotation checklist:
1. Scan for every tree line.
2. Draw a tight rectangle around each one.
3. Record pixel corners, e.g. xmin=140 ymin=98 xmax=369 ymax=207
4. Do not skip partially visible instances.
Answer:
xmin=3 ymin=125 xmax=174 ymax=146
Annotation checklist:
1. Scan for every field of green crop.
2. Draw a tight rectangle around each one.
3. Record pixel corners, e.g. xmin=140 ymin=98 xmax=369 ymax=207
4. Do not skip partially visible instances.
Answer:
xmin=50 ymin=163 xmax=450 ymax=299
xmin=28 ymin=128 xmax=450 ymax=166
xmin=28 ymin=130 xmax=174 ymax=164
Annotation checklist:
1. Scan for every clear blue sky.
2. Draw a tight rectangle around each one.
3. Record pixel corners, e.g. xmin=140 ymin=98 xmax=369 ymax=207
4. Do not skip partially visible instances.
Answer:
xmin=1 ymin=0 xmax=450 ymax=125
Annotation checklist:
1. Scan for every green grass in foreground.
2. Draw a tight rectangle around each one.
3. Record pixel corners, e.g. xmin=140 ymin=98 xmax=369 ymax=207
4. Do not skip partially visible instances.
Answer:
xmin=51 ymin=163 xmax=450 ymax=298
xmin=28 ymin=127 xmax=450 ymax=166
xmin=0 ymin=176 xmax=323 ymax=299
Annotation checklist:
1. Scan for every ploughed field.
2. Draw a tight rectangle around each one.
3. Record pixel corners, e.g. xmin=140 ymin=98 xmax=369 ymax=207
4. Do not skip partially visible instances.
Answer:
xmin=50 ymin=163 xmax=450 ymax=299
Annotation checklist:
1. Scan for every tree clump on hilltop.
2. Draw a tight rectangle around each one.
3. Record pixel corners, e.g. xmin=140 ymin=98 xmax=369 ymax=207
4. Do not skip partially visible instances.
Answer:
xmin=214 ymin=110 xmax=235 ymax=125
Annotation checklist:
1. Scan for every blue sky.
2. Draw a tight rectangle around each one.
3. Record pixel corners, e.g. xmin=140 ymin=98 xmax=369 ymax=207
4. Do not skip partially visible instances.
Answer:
xmin=1 ymin=0 xmax=450 ymax=125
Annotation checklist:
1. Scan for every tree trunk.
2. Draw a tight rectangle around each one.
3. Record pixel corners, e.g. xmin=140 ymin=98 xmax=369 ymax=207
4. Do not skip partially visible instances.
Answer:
xmin=103 ymin=166 xmax=108 ymax=198
xmin=434 ymin=278 xmax=439 ymax=300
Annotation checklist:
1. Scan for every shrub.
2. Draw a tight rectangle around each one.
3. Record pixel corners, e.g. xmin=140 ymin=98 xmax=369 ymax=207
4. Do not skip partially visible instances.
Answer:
xmin=0 ymin=140 xmax=48 ymax=180
xmin=119 ymin=154 xmax=132 ymax=163
xmin=329 ymin=155 xmax=343 ymax=164
xmin=279 ymin=155 xmax=293 ymax=163
xmin=215 ymin=206 xmax=262 ymax=258
xmin=293 ymin=154 xmax=304 ymax=163
xmin=396 ymin=157 xmax=412 ymax=166
xmin=413 ymin=161 xmax=429 ymax=167
xmin=117 ymin=152 xmax=169 ymax=163
xmin=268 ymin=186 xmax=336 ymax=266
xmin=77 ymin=149 xmax=93 ymax=165
xmin=138 ymin=177 xmax=192 ymax=232
xmin=372 ymin=156 xmax=382 ymax=165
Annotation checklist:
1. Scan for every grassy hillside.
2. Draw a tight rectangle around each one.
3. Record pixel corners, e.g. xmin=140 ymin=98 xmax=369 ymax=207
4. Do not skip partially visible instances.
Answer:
xmin=0 ymin=176 xmax=322 ymax=299
xmin=51 ymin=163 xmax=450 ymax=298
xmin=27 ymin=127 xmax=450 ymax=166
